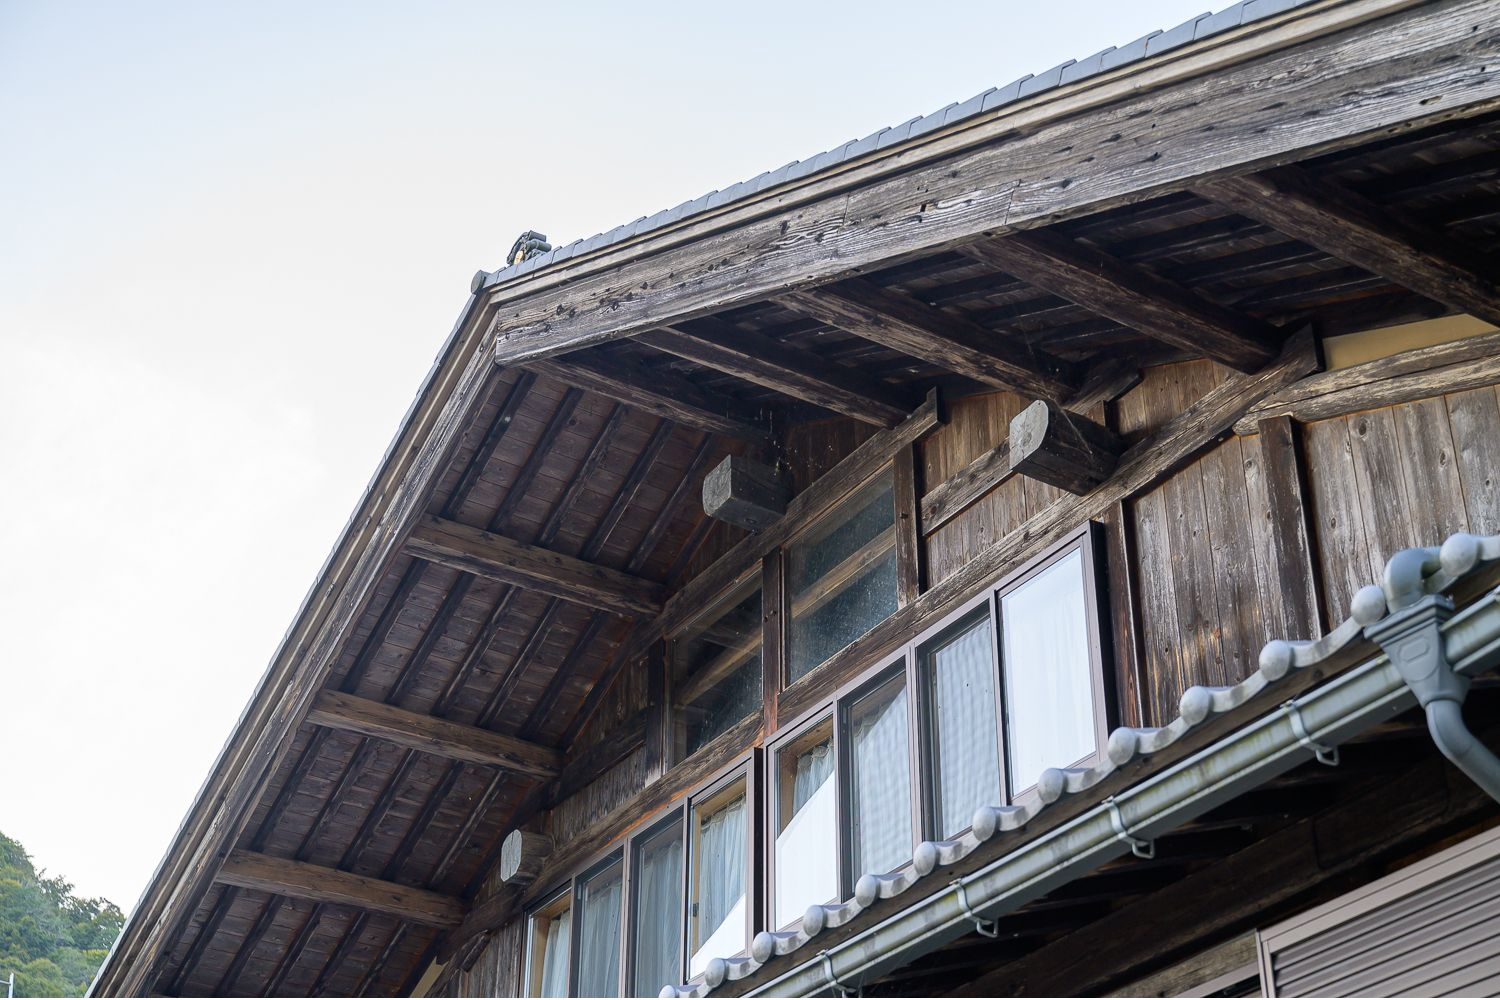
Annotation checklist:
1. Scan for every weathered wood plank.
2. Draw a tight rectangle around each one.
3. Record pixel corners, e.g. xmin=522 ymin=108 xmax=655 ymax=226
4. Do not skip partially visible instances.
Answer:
xmin=1345 ymin=407 xmax=1417 ymax=576
xmin=1392 ymin=396 xmax=1469 ymax=547
xmin=216 ymin=851 xmax=465 ymax=928
xmin=640 ymin=322 xmax=918 ymax=426
xmin=893 ymin=443 xmax=923 ymax=606
xmin=1009 ymin=399 xmax=1123 ymax=495
xmin=960 ymin=234 xmax=1279 ymax=371
xmin=1193 ymin=165 xmax=1500 ymax=327
xmin=1301 ymin=416 xmax=1373 ymax=623
xmin=1254 ymin=417 xmax=1323 ymax=638
xmin=405 ymin=515 xmax=665 ymax=618
xmin=488 ymin=0 xmax=1500 ymax=362
xmin=1447 ymin=386 xmax=1500 ymax=535
xmin=304 ymin=690 xmax=561 ymax=780
xmin=777 ymin=279 xmax=1077 ymax=400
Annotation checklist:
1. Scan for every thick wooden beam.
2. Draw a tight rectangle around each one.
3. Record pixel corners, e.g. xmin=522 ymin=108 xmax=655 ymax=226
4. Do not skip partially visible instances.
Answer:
xmin=498 ymin=830 xmax=553 ymax=886
xmin=703 ymin=454 xmax=789 ymax=531
xmin=405 ymin=514 xmax=665 ymax=618
xmin=1193 ymin=166 xmax=1500 ymax=327
xmin=215 ymin=851 xmax=465 ymax=927
xmin=960 ymin=233 xmax=1281 ymax=371
xmin=304 ymin=690 xmax=561 ymax=780
xmin=777 ymin=279 xmax=1078 ymax=400
xmin=523 ymin=354 xmax=770 ymax=443
xmin=1254 ymin=416 xmax=1324 ymax=638
xmin=640 ymin=321 xmax=919 ymax=427
xmin=1009 ymin=399 xmax=1125 ymax=495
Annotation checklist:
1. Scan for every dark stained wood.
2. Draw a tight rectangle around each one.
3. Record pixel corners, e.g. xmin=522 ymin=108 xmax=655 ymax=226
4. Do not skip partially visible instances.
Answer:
xmin=1194 ymin=166 xmax=1500 ymax=327
xmin=1255 ymin=417 xmax=1325 ymax=638
xmin=547 ymin=709 xmax=648 ymax=807
xmin=497 ymin=830 xmax=552 ymax=886
xmin=703 ymin=454 xmax=789 ymax=532
xmin=405 ymin=515 xmax=665 ymax=618
xmin=640 ymin=321 xmax=919 ymax=426
xmin=216 ymin=852 xmax=465 ymax=928
xmin=304 ymin=691 xmax=561 ymax=780
xmin=777 ymin=279 xmax=1078 ymax=400
xmin=1103 ymin=501 xmax=1145 ymax=730
xmin=1009 ymin=399 xmax=1124 ymax=495
xmin=920 ymin=437 xmax=1012 ymax=536
xmin=893 ymin=443 xmax=923 ymax=606
xmin=762 ymin=550 xmax=785 ymax=733
xmin=525 ymin=355 xmax=771 ymax=443
xmin=960 ymin=234 xmax=1280 ymax=371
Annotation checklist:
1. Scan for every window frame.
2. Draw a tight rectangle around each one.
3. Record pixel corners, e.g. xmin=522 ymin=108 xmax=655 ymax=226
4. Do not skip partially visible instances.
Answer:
xmin=524 ymin=883 xmax=573 ymax=999
xmin=569 ymin=848 xmax=627 ymax=998
xmin=837 ymin=656 xmax=921 ymax=897
xmin=764 ymin=705 xmax=842 ymax=932
xmin=666 ymin=567 xmax=765 ymax=767
xmin=684 ymin=760 xmax=757 ymax=980
xmin=625 ymin=810 xmax=688 ymax=999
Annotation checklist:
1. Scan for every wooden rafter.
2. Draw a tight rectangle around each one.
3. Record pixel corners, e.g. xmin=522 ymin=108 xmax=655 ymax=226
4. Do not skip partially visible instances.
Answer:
xmin=639 ymin=319 xmax=919 ymax=426
xmin=405 ymin=514 xmax=665 ymax=618
xmin=1192 ymin=166 xmax=1500 ymax=328
xmin=776 ymin=279 xmax=1078 ymax=400
xmin=959 ymin=232 xmax=1281 ymax=371
xmin=215 ymin=851 xmax=465 ymax=927
xmin=305 ymin=690 xmax=562 ymax=779
xmin=524 ymin=354 xmax=771 ymax=442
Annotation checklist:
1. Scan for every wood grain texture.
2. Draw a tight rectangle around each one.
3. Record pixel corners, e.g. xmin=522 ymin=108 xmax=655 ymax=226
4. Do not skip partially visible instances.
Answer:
xmin=216 ymin=851 xmax=465 ymax=927
xmin=1254 ymin=417 xmax=1323 ymax=637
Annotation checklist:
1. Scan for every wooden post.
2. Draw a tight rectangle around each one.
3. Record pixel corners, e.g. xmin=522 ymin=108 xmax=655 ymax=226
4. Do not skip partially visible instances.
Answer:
xmin=1009 ymin=399 xmax=1125 ymax=495
xmin=498 ymin=830 xmax=554 ymax=887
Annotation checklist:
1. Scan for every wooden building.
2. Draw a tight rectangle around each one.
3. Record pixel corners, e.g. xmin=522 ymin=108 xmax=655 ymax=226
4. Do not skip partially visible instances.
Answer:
xmin=92 ymin=0 xmax=1500 ymax=996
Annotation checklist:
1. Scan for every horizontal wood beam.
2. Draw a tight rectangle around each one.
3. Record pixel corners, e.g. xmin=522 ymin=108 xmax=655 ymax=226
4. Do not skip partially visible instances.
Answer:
xmin=305 ymin=690 xmax=561 ymax=780
xmin=524 ymin=354 xmax=771 ymax=443
xmin=960 ymin=233 xmax=1281 ymax=371
xmin=640 ymin=320 xmax=919 ymax=426
xmin=777 ymin=279 xmax=1078 ymax=400
xmin=216 ymin=850 xmax=465 ymax=927
xmin=486 ymin=0 xmax=1498 ymax=364
xmin=1009 ymin=399 xmax=1124 ymax=495
xmin=405 ymin=514 xmax=665 ymax=618
xmin=1193 ymin=166 xmax=1500 ymax=328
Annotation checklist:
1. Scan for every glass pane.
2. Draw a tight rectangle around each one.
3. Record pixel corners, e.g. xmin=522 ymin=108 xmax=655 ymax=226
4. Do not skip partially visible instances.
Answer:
xmin=528 ymin=896 xmax=571 ymax=998
xmin=631 ymin=820 xmax=683 ymax=997
xmin=673 ymin=577 xmax=763 ymax=756
xmin=773 ymin=718 xmax=837 ymax=928
xmin=1001 ymin=548 xmax=1096 ymax=792
xmin=848 ymin=672 xmax=913 ymax=879
xmin=576 ymin=857 xmax=623 ymax=998
xmin=788 ymin=471 xmax=899 ymax=682
xmin=927 ymin=615 xmax=1002 ymax=838
xmin=688 ymin=781 xmax=748 ymax=977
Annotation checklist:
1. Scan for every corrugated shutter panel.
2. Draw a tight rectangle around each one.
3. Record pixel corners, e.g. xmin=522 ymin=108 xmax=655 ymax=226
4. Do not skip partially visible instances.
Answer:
xmin=1268 ymin=853 xmax=1500 ymax=997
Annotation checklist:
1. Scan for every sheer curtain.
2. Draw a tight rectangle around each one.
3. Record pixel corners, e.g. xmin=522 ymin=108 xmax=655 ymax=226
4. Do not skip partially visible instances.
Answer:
xmin=632 ymin=827 xmax=683 ymax=997
xmin=930 ymin=619 xmax=1001 ymax=837
xmin=850 ymin=681 xmax=912 ymax=878
xmin=1002 ymin=549 xmax=1095 ymax=791
xmin=690 ymin=795 xmax=746 ymax=976
xmin=538 ymin=909 xmax=571 ymax=998
xmin=577 ymin=864 xmax=623 ymax=998
xmin=774 ymin=739 xmax=836 ymax=927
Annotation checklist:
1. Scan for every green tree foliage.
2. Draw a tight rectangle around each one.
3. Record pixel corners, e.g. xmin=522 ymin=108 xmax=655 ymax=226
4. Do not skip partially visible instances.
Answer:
xmin=0 ymin=832 xmax=123 ymax=998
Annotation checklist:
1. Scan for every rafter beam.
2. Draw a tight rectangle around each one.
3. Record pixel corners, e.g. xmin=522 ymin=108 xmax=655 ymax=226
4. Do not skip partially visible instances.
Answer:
xmin=215 ymin=850 xmax=465 ymax=927
xmin=523 ymin=353 xmax=770 ymax=443
xmin=638 ymin=319 xmax=919 ymax=426
xmin=405 ymin=514 xmax=665 ymax=618
xmin=1193 ymin=166 xmax=1500 ymax=328
xmin=960 ymin=232 xmax=1281 ymax=371
xmin=776 ymin=279 xmax=1078 ymax=400
xmin=305 ymin=690 xmax=561 ymax=779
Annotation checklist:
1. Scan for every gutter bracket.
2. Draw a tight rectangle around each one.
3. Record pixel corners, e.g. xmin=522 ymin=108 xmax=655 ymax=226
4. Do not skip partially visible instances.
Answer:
xmin=1365 ymin=560 xmax=1500 ymax=804
xmin=950 ymin=879 xmax=999 ymax=938
xmin=1105 ymin=796 xmax=1155 ymax=860
xmin=1283 ymin=698 xmax=1340 ymax=767
xmin=818 ymin=950 xmax=857 ymax=998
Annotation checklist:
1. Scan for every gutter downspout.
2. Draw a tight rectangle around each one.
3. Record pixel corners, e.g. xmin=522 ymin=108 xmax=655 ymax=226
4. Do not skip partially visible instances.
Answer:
xmin=1362 ymin=542 xmax=1500 ymax=803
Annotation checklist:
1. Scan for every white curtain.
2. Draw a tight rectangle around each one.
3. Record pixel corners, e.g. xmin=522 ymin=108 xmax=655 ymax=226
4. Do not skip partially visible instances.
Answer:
xmin=690 ymin=795 xmax=746 ymax=976
xmin=1002 ymin=549 xmax=1095 ymax=791
xmin=538 ymin=909 xmax=571 ymax=998
xmin=632 ymin=828 xmax=683 ymax=997
xmin=577 ymin=865 xmax=622 ymax=998
xmin=931 ymin=619 xmax=1002 ymax=838
xmin=850 ymin=683 xmax=912 ymax=878
xmin=774 ymin=741 xmax=837 ymax=927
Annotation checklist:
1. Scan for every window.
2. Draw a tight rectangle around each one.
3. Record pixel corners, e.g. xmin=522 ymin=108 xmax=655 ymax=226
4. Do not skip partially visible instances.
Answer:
xmin=772 ymin=716 xmax=837 ymax=928
xmin=630 ymin=818 xmax=683 ymax=997
xmin=575 ymin=855 xmax=624 ymax=998
xmin=687 ymin=772 xmax=750 ymax=978
xmin=672 ymin=575 xmax=763 ymax=758
xmin=526 ymin=889 xmax=571 ymax=998
xmin=787 ymin=470 xmax=899 ymax=682
xmin=845 ymin=669 xmax=915 ymax=881
xmin=921 ymin=611 xmax=1002 ymax=840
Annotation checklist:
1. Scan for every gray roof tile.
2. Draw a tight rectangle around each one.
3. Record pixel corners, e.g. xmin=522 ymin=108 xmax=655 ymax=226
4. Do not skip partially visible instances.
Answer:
xmin=1147 ymin=12 xmax=1212 ymax=55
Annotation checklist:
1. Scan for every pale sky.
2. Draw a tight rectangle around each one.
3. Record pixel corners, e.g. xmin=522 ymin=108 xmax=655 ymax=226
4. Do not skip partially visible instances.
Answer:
xmin=0 ymin=0 xmax=1218 ymax=912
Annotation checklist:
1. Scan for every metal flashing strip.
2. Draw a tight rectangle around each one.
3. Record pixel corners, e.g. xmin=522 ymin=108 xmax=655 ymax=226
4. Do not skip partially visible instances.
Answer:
xmin=664 ymin=531 xmax=1500 ymax=997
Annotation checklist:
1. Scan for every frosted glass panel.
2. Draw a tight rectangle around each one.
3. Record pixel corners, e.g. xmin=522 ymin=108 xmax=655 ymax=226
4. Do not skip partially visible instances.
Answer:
xmin=632 ymin=821 xmax=683 ymax=997
xmin=928 ymin=616 xmax=1002 ymax=838
xmin=577 ymin=858 xmax=623 ymax=998
xmin=674 ymin=578 xmax=763 ymax=756
xmin=774 ymin=726 xmax=837 ymax=928
xmin=848 ymin=675 xmax=913 ymax=878
xmin=1001 ymin=549 xmax=1096 ymax=791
